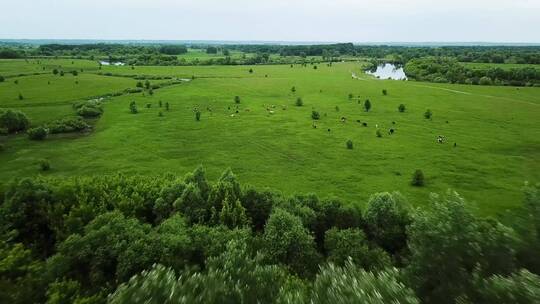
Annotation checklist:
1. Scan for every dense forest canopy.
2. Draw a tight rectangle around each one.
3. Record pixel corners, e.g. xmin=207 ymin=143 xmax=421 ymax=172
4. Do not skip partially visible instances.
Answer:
xmin=0 ymin=167 xmax=539 ymax=303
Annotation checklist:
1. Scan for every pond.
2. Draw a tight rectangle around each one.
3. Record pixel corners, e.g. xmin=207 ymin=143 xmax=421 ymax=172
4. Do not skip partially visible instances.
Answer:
xmin=366 ymin=63 xmax=407 ymax=80
xmin=99 ymin=61 xmax=125 ymax=66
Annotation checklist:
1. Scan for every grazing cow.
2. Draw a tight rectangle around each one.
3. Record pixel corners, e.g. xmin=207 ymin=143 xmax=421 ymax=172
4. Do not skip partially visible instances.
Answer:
xmin=437 ymin=136 xmax=444 ymax=144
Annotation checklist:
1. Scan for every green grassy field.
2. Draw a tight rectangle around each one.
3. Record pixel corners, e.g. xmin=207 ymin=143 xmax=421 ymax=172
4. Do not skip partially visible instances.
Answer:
xmin=1 ymin=59 xmax=539 ymax=218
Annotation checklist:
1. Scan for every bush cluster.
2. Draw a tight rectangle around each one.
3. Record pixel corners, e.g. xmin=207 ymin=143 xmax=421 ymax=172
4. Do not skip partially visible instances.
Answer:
xmin=73 ymin=100 xmax=103 ymax=118
xmin=0 ymin=109 xmax=30 ymax=133
xmin=47 ymin=117 xmax=90 ymax=134
xmin=27 ymin=126 xmax=48 ymax=140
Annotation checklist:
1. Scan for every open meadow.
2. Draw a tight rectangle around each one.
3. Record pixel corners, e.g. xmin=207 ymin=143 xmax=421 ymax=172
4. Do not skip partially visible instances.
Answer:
xmin=1 ymin=59 xmax=539 ymax=218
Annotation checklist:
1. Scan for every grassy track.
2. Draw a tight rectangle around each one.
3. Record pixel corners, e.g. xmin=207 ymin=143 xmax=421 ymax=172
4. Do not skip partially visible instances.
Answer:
xmin=1 ymin=59 xmax=539 ymax=218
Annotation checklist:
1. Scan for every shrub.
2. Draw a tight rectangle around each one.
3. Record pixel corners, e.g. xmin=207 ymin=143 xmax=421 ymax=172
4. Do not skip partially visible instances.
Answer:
xmin=165 ymin=102 xmax=170 ymax=111
xmin=295 ymin=97 xmax=303 ymax=106
xmin=346 ymin=140 xmax=353 ymax=149
xmin=291 ymin=86 xmax=296 ymax=93
xmin=398 ymin=104 xmax=406 ymax=112
xmin=364 ymin=99 xmax=371 ymax=112
xmin=27 ymin=126 xmax=48 ymax=140
xmin=146 ymin=103 xmax=151 ymax=109
xmin=136 ymin=81 xmax=143 ymax=88
xmin=479 ymin=76 xmax=493 ymax=86
xmin=158 ymin=111 xmax=163 ymax=117
xmin=234 ymin=96 xmax=241 ymax=104
xmin=60 ymin=71 xmax=64 ymax=76
xmin=0 ymin=109 xmax=30 ymax=132
xmin=424 ymin=109 xmax=432 ymax=119
xmin=148 ymin=89 xmax=154 ymax=96
xmin=159 ymin=100 xmax=162 ymax=107
xmin=311 ymin=111 xmax=320 ymax=120
xmin=18 ymin=93 xmax=23 ymax=100
xmin=195 ymin=111 xmax=201 ymax=121
xmin=77 ymin=105 xmax=102 ymax=118
xmin=382 ymin=89 xmax=388 ymax=95
xmin=53 ymin=69 xmax=59 ymax=75
xmin=124 ymin=87 xmax=143 ymax=94
xmin=0 ymin=75 xmax=4 ymax=82
xmin=71 ymin=70 xmax=78 ymax=76
xmin=376 ymin=129 xmax=382 ymax=137
xmin=130 ymin=101 xmax=138 ymax=114
xmin=411 ymin=169 xmax=424 ymax=186
xmin=39 ymin=159 xmax=50 ymax=171
xmin=47 ymin=117 xmax=90 ymax=134
xmin=335 ymin=106 xmax=340 ymax=112
xmin=348 ymin=93 xmax=353 ymax=100
xmin=249 ymin=68 xmax=253 ymax=73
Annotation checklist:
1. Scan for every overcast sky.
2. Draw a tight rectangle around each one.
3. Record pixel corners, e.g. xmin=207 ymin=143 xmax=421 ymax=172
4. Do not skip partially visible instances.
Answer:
xmin=1 ymin=0 xmax=539 ymax=43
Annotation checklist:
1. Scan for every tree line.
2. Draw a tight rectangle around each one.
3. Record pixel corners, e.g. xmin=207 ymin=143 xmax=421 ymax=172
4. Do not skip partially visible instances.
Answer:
xmin=0 ymin=167 xmax=538 ymax=303
xmin=405 ymin=57 xmax=540 ymax=86
xmin=2 ymin=43 xmax=540 ymax=65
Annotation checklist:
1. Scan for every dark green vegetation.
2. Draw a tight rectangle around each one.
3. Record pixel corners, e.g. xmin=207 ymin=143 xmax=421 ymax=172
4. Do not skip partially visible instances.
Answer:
xmin=405 ymin=57 xmax=540 ymax=86
xmin=0 ymin=168 xmax=539 ymax=303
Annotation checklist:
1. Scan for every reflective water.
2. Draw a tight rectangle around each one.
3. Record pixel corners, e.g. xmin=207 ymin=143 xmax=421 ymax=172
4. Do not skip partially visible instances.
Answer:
xmin=366 ymin=63 xmax=407 ymax=80
xmin=99 ymin=61 xmax=125 ymax=66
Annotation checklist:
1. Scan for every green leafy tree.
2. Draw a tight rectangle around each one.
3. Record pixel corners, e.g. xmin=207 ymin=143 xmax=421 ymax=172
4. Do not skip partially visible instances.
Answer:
xmin=312 ymin=260 xmax=419 ymax=304
xmin=129 ymin=101 xmax=138 ymax=114
xmin=263 ymin=209 xmax=320 ymax=277
xmin=48 ymin=211 xmax=160 ymax=289
xmin=0 ymin=241 xmax=46 ymax=304
xmin=411 ymin=169 xmax=424 ymax=186
xmin=470 ymin=270 xmax=540 ymax=304
xmin=364 ymin=192 xmax=411 ymax=254
xmin=405 ymin=191 xmax=517 ymax=304
xmin=364 ymin=99 xmax=371 ymax=112
xmin=324 ymin=228 xmax=391 ymax=271
xmin=174 ymin=184 xmax=208 ymax=224
xmin=295 ymin=97 xmax=303 ymax=106
xmin=219 ymin=192 xmax=249 ymax=229
xmin=311 ymin=111 xmax=320 ymax=120
xmin=0 ymin=109 xmax=30 ymax=133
